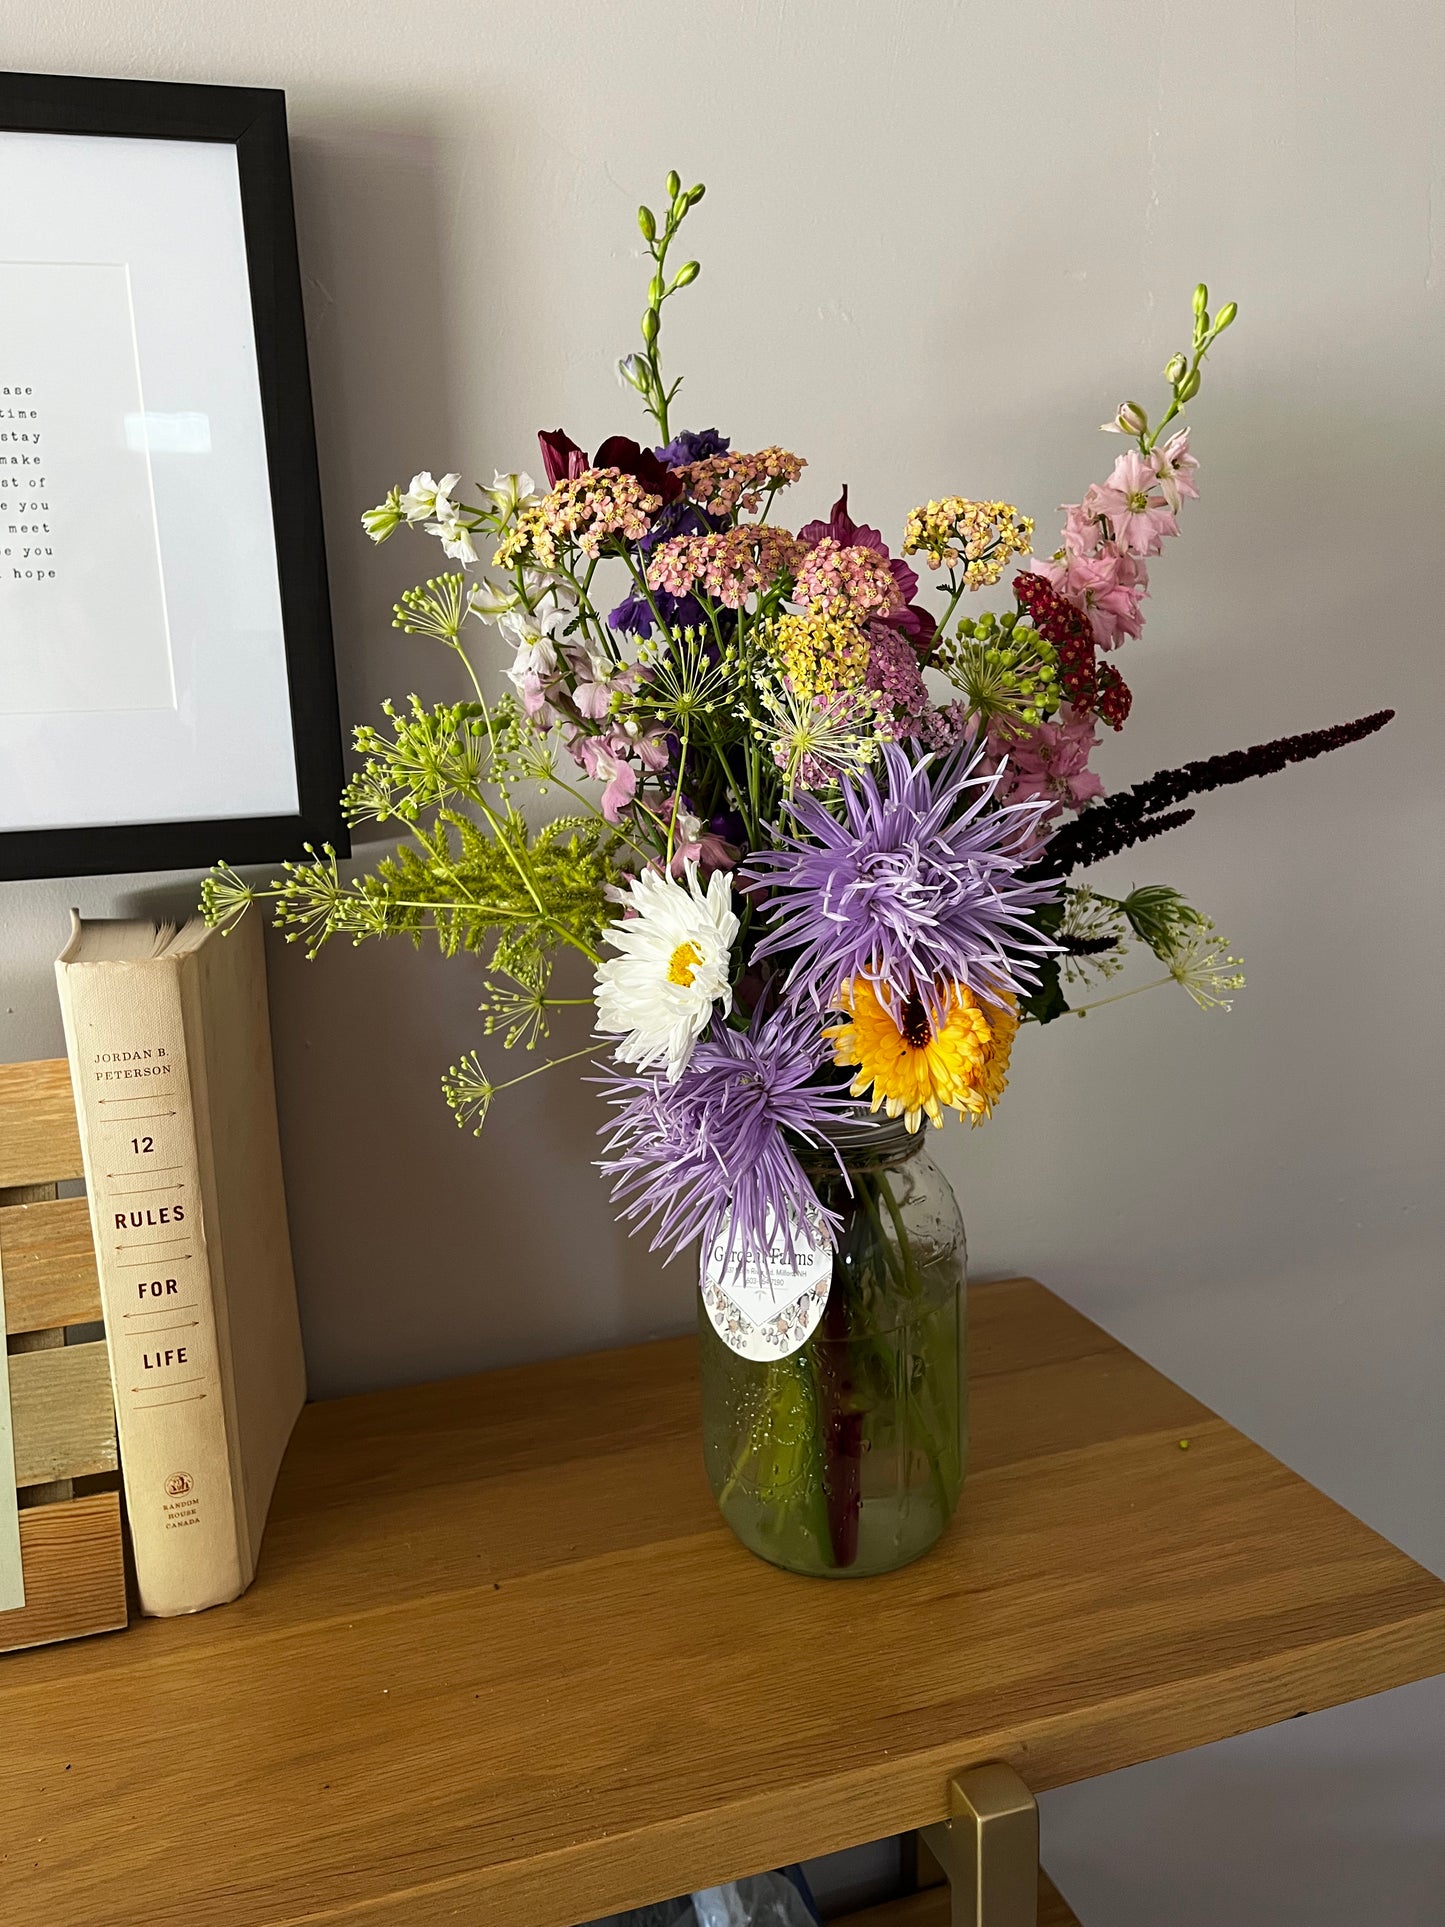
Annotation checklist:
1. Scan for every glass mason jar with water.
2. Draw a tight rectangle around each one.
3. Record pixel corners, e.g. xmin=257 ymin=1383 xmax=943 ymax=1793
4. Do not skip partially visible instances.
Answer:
xmin=698 ymin=1115 xmax=967 ymax=1577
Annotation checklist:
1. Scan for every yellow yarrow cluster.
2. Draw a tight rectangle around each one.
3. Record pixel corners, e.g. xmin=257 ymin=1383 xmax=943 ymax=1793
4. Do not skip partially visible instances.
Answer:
xmin=901 ymin=498 xmax=1034 ymax=584
xmin=492 ymin=503 xmax=551 ymax=570
xmin=493 ymin=468 xmax=660 ymax=571
xmin=824 ymin=978 xmax=1018 ymax=1131
xmin=763 ymin=608 xmax=872 ymax=703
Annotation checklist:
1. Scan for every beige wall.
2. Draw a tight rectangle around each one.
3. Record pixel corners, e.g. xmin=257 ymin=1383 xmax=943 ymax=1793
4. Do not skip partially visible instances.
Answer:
xmin=2 ymin=4 xmax=1442 ymax=1920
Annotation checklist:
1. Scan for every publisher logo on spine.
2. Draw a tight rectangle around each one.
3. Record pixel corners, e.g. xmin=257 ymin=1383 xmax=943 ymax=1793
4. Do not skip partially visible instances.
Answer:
xmin=164 ymin=1472 xmax=193 ymax=1497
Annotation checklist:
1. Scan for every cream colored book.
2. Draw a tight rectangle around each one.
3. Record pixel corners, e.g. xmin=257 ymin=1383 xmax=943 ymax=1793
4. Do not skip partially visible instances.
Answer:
xmin=55 ymin=912 xmax=305 ymax=1617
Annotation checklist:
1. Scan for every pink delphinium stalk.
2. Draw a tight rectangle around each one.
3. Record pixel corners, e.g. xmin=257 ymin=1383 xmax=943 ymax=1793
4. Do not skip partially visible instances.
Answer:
xmin=985 ymin=708 xmax=1104 ymax=821
xmin=1032 ymin=425 xmax=1199 ymax=666
xmin=1029 ymin=549 xmax=1148 ymax=651
xmin=1082 ymin=449 xmax=1179 ymax=556
xmin=1150 ymin=427 xmax=1200 ymax=512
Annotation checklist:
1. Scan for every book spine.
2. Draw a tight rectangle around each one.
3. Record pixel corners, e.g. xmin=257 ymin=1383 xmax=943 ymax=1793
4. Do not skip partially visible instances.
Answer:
xmin=56 ymin=958 xmax=244 ymax=1615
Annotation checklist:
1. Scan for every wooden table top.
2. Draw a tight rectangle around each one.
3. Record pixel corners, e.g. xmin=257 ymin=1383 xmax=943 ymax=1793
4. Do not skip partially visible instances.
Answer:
xmin=3 ymin=1277 xmax=1444 ymax=1927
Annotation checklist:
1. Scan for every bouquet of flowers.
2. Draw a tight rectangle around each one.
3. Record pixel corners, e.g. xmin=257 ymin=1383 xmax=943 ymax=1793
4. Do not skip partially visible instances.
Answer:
xmin=206 ymin=173 xmax=1389 ymax=1573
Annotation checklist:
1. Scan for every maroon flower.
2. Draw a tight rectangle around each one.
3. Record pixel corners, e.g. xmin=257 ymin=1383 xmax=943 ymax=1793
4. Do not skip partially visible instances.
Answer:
xmin=798 ymin=483 xmax=863 ymax=550
xmin=537 ymin=429 xmax=589 ymax=486
xmin=592 ymin=434 xmax=684 ymax=505
xmin=895 ymin=600 xmax=937 ymax=658
xmin=1094 ymin=662 xmax=1133 ymax=731
xmin=1014 ymin=571 xmax=1098 ymax=712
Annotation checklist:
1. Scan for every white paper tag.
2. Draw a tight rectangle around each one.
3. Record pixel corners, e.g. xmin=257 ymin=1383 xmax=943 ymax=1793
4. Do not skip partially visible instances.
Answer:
xmin=699 ymin=1203 xmax=833 ymax=1361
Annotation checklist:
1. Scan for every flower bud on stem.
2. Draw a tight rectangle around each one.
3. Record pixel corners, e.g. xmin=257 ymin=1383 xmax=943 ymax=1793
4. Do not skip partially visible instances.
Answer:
xmin=1144 ymin=280 xmax=1239 ymax=450
xmin=626 ymin=167 xmax=707 ymax=442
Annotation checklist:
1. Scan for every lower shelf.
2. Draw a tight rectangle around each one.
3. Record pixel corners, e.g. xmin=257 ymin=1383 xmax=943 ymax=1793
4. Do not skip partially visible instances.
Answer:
xmin=837 ymin=1867 xmax=1081 ymax=1926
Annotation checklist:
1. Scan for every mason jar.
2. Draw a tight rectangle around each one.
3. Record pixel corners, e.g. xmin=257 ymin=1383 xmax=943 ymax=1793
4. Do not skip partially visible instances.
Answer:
xmin=698 ymin=1114 xmax=968 ymax=1577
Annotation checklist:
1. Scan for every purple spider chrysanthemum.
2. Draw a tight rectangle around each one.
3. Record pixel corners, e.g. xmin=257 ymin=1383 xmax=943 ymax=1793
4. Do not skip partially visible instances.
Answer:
xmin=743 ymin=739 xmax=1059 ymax=1021
xmin=596 ymin=1002 xmax=854 ymax=1272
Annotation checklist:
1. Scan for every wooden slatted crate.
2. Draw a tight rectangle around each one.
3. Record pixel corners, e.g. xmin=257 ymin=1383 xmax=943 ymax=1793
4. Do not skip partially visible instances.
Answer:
xmin=0 ymin=1059 xmax=128 ymax=1652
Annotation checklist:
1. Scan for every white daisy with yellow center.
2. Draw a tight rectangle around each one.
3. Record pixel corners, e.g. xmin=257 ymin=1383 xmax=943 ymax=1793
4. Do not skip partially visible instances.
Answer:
xmin=594 ymin=863 xmax=739 ymax=1081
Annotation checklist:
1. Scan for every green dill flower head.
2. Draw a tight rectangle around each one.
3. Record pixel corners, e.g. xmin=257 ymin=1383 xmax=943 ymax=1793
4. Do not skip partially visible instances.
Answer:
xmin=393 ymin=574 xmax=470 ymax=643
xmin=629 ymin=625 xmax=740 ymax=727
xmin=1159 ymin=923 xmax=1245 ymax=1011
xmin=199 ymin=863 xmax=257 ymax=934
xmin=1058 ymin=887 xmax=1127 ymax=986
xmin=940 ymin=616 xmax=1061 ymax=729
xmin=478 ymin=973 xmax=555 ymax=1051
xmin=342 ymin=697 xmax=491 ymax=826
xmin=442 ymin=1052 xmax=495 ymax=1134
xmin=1115 ymin=887 xmax=1246 ymax=1011
xmin=752 ymin=670 xmax=884 ymax=793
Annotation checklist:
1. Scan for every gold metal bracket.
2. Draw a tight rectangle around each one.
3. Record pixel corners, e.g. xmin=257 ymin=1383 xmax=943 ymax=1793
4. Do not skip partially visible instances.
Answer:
xmin=919 ymin=1763 xmax=1039 ymax=1927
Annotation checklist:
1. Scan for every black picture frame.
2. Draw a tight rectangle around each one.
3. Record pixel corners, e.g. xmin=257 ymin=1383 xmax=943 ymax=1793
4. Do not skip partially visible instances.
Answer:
xmin=0 ymin=70 xmax=347 ymax=883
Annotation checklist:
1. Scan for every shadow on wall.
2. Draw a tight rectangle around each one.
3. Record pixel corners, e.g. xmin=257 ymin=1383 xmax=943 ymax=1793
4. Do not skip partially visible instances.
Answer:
xmin=264 ymin=930 xmax=688 ymax=1400
xmin=267 ymin=120 xmax=685 ymax=1398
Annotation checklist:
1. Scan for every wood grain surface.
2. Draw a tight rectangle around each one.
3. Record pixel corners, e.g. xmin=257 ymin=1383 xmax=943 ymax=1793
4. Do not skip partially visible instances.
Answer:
xmin=0 ymin=1073 xmax=127 ymax=1651
xmin=0 ymin=1061 xmax=84 ymax=1190
xmin=0 ymin=1493 xmax=126 ymax=1656
xmin=7 ymin=1326 xmax=76 ymax=1507
xmin=1 ymin=1278 xmax=1442 ymax=1927
xmin=0 ymin=1196 xmax=102 ymax=1334
xmin=8 ymin=1341 xmax=117 ymax=1488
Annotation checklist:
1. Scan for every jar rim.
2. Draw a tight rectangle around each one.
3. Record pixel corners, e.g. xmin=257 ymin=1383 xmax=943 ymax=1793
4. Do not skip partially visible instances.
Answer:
xmin=798 ymin=1103 xmax=927 ymax=1164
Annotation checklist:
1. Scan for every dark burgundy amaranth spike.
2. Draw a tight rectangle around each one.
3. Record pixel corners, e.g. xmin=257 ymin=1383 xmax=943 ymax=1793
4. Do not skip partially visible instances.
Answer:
xmin=1029 ymin=709 xmax=1395 ymax=881
xmin=1029 ymin=807 xmax=1196 ymax=881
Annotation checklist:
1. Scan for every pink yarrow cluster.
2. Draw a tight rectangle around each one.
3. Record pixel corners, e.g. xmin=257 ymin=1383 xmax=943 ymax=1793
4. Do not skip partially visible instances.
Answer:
xmin=495 ymin=468 xmax=662 ymax=570
xmin=647 ymin=526 xmax=803 ymax=610
xmin=863 ymin=624 xmax=931 ymax=738
xmin=676 ymin=446 xmax=806 ymax=515
xmin=794 ymin=538 xmax=902 ymax=622
xmin=796 ymin=487 xmax=935 ymax=651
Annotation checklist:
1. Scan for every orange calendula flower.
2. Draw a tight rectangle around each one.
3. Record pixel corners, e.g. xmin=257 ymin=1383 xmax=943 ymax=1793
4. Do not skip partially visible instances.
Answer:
xmin=823 ymin=978 xmax=1017 ymax=1131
